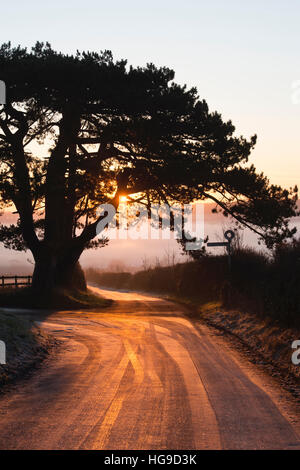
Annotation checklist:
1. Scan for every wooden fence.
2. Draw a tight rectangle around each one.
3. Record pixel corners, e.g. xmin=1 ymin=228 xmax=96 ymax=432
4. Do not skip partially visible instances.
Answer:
xmin=1 ymin=275 xmax=32 ymax=288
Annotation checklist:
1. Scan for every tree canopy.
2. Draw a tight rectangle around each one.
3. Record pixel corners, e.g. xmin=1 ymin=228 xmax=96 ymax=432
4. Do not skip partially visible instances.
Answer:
xmin=0 ymin=42 xmax=298 ymax=289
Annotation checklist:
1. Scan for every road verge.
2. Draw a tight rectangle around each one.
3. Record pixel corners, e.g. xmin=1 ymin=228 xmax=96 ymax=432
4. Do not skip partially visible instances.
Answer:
xmin=0 ymin=310 xmax=58 ymax=391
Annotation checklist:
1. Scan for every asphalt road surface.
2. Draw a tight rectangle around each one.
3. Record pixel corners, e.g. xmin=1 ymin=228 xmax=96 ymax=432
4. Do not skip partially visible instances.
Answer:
xmin=0 ymin=286 xmax=299 ymax=450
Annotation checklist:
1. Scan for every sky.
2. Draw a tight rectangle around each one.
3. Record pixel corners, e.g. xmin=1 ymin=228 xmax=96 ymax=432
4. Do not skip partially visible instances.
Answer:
xmin=0 ymin=1 xmax=300 ymax=270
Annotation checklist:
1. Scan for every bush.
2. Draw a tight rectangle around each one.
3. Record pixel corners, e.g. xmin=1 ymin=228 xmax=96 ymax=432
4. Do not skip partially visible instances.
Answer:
xmin=264 ymin=240 xmax=300 ymax=325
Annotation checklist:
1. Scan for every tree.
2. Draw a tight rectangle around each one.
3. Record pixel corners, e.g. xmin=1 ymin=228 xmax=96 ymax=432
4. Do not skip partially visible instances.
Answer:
xmin=0 ymin=42 xmax=298 ymax=292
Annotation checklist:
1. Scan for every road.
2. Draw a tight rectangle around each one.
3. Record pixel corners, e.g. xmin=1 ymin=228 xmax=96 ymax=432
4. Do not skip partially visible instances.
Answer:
xmin=0 ymin=286 xmax=299 ymax=450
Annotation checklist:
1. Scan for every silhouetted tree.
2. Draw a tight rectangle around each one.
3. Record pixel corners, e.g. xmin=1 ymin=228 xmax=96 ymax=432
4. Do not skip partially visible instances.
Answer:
xmin=0 ymin=42 xmax=298 ymax=292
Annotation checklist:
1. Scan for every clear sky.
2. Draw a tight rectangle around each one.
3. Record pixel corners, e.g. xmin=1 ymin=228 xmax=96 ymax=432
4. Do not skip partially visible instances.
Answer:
xmin=1 ymin=1 xmax=300 ymax=270
xmin=1 ymin=0 xmax=300 ymax=188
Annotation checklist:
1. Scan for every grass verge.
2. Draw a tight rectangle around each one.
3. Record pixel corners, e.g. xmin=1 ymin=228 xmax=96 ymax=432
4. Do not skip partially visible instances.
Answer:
xmin=196 ymin=301 xmax=300 ymax=382
xmin=0 ymin=310 xmax=58 ymax=390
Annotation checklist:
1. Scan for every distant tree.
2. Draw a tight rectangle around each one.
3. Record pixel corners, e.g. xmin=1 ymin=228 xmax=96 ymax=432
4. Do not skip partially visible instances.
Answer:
xmin=0 ymin=42 xmax=298 ymax=292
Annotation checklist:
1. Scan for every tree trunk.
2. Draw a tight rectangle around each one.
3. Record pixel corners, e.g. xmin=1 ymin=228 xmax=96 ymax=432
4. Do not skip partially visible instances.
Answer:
xmin=55 ymin=260 xmax=87 ymax=292
xmin=32 ymin=250 xmax=86 ymax=293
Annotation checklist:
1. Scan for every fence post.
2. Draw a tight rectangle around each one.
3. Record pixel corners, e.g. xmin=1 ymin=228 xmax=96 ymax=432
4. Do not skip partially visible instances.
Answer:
xmin=1 ymin=276 xmax=4 ymax=288
xmin=15 ymin=276 xmax=18 ymax=288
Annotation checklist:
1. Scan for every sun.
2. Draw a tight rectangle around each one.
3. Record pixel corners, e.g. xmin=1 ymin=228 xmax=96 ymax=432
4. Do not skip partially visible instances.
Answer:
xmin=119 ymin=195 xmax=128 ymax=203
